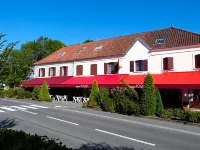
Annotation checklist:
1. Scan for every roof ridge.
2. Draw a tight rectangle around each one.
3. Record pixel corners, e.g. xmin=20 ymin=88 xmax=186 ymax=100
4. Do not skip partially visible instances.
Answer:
xmin=170 ymin=27 xmax=200 ymax=36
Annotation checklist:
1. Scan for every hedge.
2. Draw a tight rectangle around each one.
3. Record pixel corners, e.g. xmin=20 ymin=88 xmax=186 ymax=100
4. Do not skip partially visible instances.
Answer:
xmin=0 ymin=129 xmax=71 ymax=150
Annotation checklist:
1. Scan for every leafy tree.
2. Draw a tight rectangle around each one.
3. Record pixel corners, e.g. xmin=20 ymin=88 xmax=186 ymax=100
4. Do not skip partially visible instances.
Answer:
xmin=155 ymin=88 xmax=164 ymax=116
xmin=38 ymin=81 xmax=51 ymax=101
xmin=88 ymin=80 xmax=99 ymax=108
xmin=140 ymin=73 xmax=156 ymax=116
xmin=83 ymin=39 xmax=93 ymax=43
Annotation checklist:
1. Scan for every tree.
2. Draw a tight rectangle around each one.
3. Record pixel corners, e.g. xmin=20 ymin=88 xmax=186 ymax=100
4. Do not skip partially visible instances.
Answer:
xmin=83 ymin=39 xmax=93 ymax=43
xmin=38 ymin=81 xmax=51 ymax=101
xmin=140 ymin=73 xmax=156 ymax=116
xmin=155 ymin=88 xmax=164 ymax=116
xmin=88 ymin=80 xmax=99 ymax=108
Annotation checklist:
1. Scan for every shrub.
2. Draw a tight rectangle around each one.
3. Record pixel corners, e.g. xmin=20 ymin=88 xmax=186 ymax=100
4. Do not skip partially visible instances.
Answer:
xmin=140 ymin=73 xmax=156 ymax=116
xmin=115 ymin=99 xmax=137 ymax=115
xmin=32 ymin=87 xmax=41 ymax=100
xmin=110 ymin=87 xmax=126 ymax=101
xmin=100 ymin=97 xmax=115 ymax=113
xmin=0 ymin=87 xmax=4 ymax=98
xmin=187 ymin=111 xmax=200 ymax=123
xmin=88 ymin=80 xmax=99 ymax=108
xmin=161 ymin=109 xmax=173 ymax=119
xmin=0 ymin=128 xmax=70 ymax=150
xmin=172 ymin=109 xmax=185 ymax=120
xmin=155 ymin=88 xmax=164 ymax=116
xmin=38 ymin=81 xmax=51 ymax=102
xmin=98 ymin=88 xmax=109 ymax=101
xmin=121 ymin=79 xmax=139 ymax=101
xmin=82 ymin=101 xmax=88 ymax=108
xmin=4 ymin=88 xmax=17 ymax=98
xmin=24 ymin=91 xmax=32 ymax=99
xmin=16 ymin=88 xmax=25 ymax=99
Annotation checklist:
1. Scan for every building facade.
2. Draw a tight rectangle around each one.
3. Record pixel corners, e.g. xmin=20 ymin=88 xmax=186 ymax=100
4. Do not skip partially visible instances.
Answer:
xmin=21 ymin=27 xmax=200 ymax=108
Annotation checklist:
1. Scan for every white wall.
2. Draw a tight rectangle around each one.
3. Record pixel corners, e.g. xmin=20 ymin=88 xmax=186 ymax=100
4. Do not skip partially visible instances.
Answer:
xmin=149 ymin=47 xmax=200 ymax=73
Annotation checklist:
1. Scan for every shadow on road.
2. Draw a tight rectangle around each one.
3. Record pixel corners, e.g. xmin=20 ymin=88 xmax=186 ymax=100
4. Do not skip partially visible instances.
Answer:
xmin=0 ymin=118 xmax=18 ymax=128
xmin=78 ymin=142 xmax=135 ymax=150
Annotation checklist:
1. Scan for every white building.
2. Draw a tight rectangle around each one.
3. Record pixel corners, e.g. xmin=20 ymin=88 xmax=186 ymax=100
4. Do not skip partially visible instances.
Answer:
xmin=21 ymin=27 xmax=200 ymax=108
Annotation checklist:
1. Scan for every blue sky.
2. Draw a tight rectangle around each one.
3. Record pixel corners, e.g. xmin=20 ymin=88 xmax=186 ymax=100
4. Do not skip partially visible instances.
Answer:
xmin=1 ymin=0 xmax=200 ymax=49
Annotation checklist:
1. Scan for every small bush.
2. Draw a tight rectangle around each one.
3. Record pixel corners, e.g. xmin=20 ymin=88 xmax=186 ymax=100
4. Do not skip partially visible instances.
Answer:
xmin=161 ymin=109 xmax=173 ymax=119
xmin=100 ymin=97 xmax=115 ymax=113
xmin=98 ymin=88 xmax=109 ymax=102
xmin=155 ymin=88 xmax=164 ymax=116
xmin=82 ymin=101 xmax=88 ymax=108
xmin=32 ymin=87 xmax=40 ymax=100
xmin=172 ymin=109 xmax=185 ymax=120
xmin=24 ymin=91 xmax=32 ymax=99
xmin=4 ymin=88 xmax=17 ymax=98
xmin=0 ymin=87 xmax=4 ymax=98
xmin=0 ymin=128 xmax=70 ymax=150
xmin=115 ymin=99 xmax=136 ymax=115
xmin=187 ymin=111 xmax=200 ymax=123
xmin=88 ymin=80 xmax=99 ymax=108
xmin=16 ymin=88 xmax=25 ymax=99
xmin=110 ymin=87 xmax=126 ymax=101
xmin=38 ymin=81 xmax=51 ymax=102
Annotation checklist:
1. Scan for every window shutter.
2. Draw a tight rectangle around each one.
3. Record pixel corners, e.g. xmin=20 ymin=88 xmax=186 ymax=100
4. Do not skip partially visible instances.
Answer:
xmin=64 ymin=66 xmax=68 ymax=76
xmin=39 ymin=69 xmax=40 ymax=77
xmin=168 ymin=57 xmax=174 ymax=70
xmin=53 ymin=68 xmax=56 ymax=76
xmin=104 ymin=63 xmax=108 ymax=74
xmin=143 ymin=60 xmax=148 ymax=71
xmin=76 ymin=65 xmax=83 ymax=75
xmin=163 ymin=58 xmax=168 ymax=70
xmin=114 ymin=62 xmax=119 ymax=74
xmin=49 ymin=68 xmax=51 ymax=76
xmin=91 ymin=64 xmax=97 ymax=75
xmin=195 ymin=55 xmax=200 ymax=68
xmin=130 ymin=61 xmax=134 ymax=72
xmin=43 ymin=69 xmax=45 ymax=77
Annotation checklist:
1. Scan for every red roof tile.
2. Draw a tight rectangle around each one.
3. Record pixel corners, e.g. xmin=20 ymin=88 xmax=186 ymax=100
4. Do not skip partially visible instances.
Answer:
xmin=35 ymin=27 xmax=200 ymax=65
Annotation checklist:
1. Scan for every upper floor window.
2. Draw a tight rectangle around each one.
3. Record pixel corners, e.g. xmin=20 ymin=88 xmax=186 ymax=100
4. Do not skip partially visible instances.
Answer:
xmin=60 ymin=66 xmax=68 ymax=76
xmin=195 ymin=54 xmax=200 ymax=68
xmin=91 ymin=64 xmax=97 ymax=75
xmin=76 ymin=65 xmax=83 ymax=76
xmin=39 ymin=68 xmax=45 ymax=77
xmin=155 ymin=38 xmax=165 ymax=44
xmin=49 ymin=67 xmax=56 ymax=77
xmin=163 ymin=57 xmax=174 ymax=70
xmin=130 ymin=60 xmax=148 ymax=72
xmin=104 ymin=62 xmax=118 ymax=74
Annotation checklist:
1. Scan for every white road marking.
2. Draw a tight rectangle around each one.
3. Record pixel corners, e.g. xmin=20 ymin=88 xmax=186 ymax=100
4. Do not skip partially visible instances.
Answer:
xmin=20 ymin=110 xmax=37 ymax=115
xmin=46 ymin=116 xmax=79 ymax=126
xmin=0 ymin=107 xmax=16 ymax=111
xmin=20 ymin=105 xmax=38 ymax=109
xmin=95 ymin=129 xmax=155 ymax=146
xmin=10 ymin=106 xmax=27 ymax=110
xmin=57 ymin=108 xmax=200 ymax=137
xmin=0 ymin=110 xmax=5 ymax=113
xmin=55 ymin=106 xmax=62 ymax=108
xmin=30 ymin=105 xmax=48 ymax=108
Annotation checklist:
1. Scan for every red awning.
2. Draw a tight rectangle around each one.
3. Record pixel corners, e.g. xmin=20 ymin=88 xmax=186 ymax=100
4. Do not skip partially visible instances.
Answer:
xmin=20 ymin=76 xmax=72 ymax=87
xmin=60 ymin=74 xmax=128 ymax=88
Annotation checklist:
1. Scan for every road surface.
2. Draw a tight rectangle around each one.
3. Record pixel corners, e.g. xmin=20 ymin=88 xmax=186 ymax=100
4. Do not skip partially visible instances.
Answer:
xmin=0 ymin=98 xmax=200 ymax=150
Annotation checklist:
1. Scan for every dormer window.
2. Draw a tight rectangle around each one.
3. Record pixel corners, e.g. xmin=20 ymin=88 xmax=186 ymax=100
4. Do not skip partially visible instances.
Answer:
xmin=76 ymin=50 xmax=80 ymax=54
xmin=155 ymin=38 xmax=165 ymax=44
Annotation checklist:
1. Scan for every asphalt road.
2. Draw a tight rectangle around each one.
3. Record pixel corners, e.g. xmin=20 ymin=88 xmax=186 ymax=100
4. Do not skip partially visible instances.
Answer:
xmin=0 ymin=98 xmax=200 ymax=150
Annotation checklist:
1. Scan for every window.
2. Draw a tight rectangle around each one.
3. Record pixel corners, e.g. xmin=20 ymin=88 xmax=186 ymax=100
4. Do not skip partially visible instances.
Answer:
xmin=195 ymin=54 xmax=200 ymax=68
xmin=135 ymin=60 xmax=148 ymax=71
xmin=91 ymin=64 xmax=97 ymax=75
xmin=58 ymin=52 xmax=65 ymax=57
xmin=105 ymin=62 xmax=118 ymax=74
xmin=60 ymin=66 xmax=68 ymax=76
xmin=76 ymin=65 xmax=83 ymax=75
xmin=163 ymin=57 xmax=174 ymax=70
xmin=49 ymin=67 xmax=56 ymax=77
xmin=39 ymin=68 xmax=45 ymax=77
xmin=94 ymin=45 xmax=103 ymax=51
xmin=155 ymin=38 xmax=165 ymax=44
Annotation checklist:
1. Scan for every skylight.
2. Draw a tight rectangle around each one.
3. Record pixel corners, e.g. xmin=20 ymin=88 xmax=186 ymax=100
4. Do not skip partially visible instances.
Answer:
xmin=94 ymin=45 xmax=103 ymax=51
xmin=82 ymin=46 xmax=86 ymax=50
xmin=58 ymin=52 xmax=65 ymax=57
xmin=76 ymin=50 xmax=80 ymax=54
xmin=155 ymin=38 xmax=165 ymax=44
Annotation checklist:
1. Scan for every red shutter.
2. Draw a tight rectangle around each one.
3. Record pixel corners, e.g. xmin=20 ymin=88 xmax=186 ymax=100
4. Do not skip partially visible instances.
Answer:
xmin=53 ymin=68 xmax=56 ymax=76
xmin=168 ymin=57 xmax=174 ymax=70
xmin=143 ymin=60 xmax=148 ymax=71
xmin=163 ymin=58 xmax=168 ymax=70
xmin=76 ymin=65 xmax=83 ymax=75
xmin=49 ymin=68 xmax=51 ymax=76
xmin=114 ymin=62 xmax=119 ymax=74
xmin=64 ymin=66 xmax=68 ymax=76
xmin=39 ymin=69 xmax=40 ymax=77
xmin=60 ymin=67 xmax=62 ymax=76
xmin=195 ymin=55 xmax=200 ymax=68
xmin=91 ymin=64 xmax=97 ymax=75
xmin=104 ymin=63 xmax=108 ymax=74
xmin=130 ymin=61 xmax=134 ymax=72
